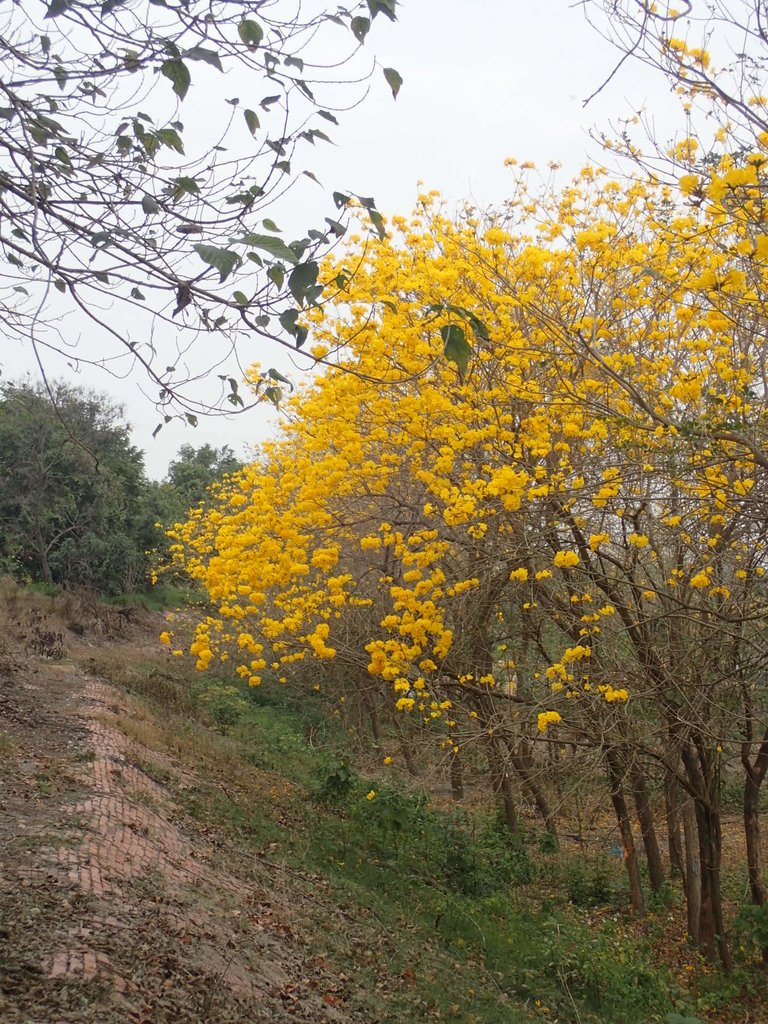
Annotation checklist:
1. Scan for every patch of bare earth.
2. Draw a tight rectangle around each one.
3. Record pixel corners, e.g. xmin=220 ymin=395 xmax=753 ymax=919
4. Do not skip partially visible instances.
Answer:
xmin=0 ymin=622 xmax=366 ymax=1022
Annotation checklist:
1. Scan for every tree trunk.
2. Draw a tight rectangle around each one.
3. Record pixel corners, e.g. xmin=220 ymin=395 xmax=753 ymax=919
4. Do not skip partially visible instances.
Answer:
xmin=361 ymin=688 xmax=382 ymax=746
xmin=394 ymin=720 xmax=419 ymax=777
xmin=607 ymin=749 xmax=645 ymax=916
xmin=512 ymin=752 xmax=559 ymax=846
xmin=744 ymin=766 xmax=766 ymax=907
xmin=682 ymin=797 xmax=701 ymax=944
xmin=450 ymin=748 xmax=464 ymax=802
xmin=33 ymin=516 xmax=53 ymax=585
xmin=486 ymin=736 xmax=519 ymax=841
xmin=665 ymin=768 xmax=685 ymax=879
xmin=503 ymin=736 xmax=559 ymax=847
xmin=682 ymin=743 xmax=731 ymax=969
xmin=631 ymin=761 xmax=665 ymax=893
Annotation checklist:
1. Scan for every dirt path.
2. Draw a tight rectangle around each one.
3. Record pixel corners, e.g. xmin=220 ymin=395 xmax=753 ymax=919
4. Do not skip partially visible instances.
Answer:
xmin=0 ymin=648 xmax=362 ymax=1023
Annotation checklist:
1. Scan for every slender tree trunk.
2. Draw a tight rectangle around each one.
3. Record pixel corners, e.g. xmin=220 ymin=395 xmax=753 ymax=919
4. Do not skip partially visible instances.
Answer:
xmin=510 ymin=748 xmax=559 ymax=847
xmin=33 ymin=517 xmax=53 ymax=585
xmin=682 ymin=743 xmax=731 ymax=970
xmin=682 ymin=797 xmax=700 ymax=944
xmin=741 ymin=726 xmax=768 ymax=912
xmin=607 ymin=749 xmax=645 ymax=916
xmin=486 ymin=736 xmax=519 ymax=841
xmin=743 ymin=767 xmax=766 ymax=906
xmin=361 ymin=688 xmax=382 ymax=746
xmin=450 ymin=748 xmax=464 ymax=802
xmin=548 ymin=738 xmax=564 ymax=802
xmin=665 ymin=768 xmax=685 ymax=880
xmin=631 ymin=761 xmax=665 ymax=893
xmin=394 ymin=720 xmax=419 ymax=777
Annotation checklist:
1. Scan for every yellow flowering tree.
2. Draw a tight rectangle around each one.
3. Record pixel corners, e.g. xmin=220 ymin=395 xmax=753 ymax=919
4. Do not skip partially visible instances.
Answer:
xmin=170 ymin=161 xmax=768 ymax=964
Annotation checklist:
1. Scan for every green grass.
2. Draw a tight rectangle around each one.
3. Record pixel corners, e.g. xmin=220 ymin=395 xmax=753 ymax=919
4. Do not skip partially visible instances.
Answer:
xmin=98 ymin=658 xmax=703 ymax=1024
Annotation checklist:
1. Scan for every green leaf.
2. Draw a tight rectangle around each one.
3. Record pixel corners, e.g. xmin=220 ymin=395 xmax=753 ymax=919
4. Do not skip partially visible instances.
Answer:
xmin=53 ymin=65 xmax=68 ymax=91
xmin=53 ymin=279 xmax=66 ymax=293
xmin=441 ymin=324 xmax=471 ymax=376
xmin=367 ymin=0 xmax=398 ymax=21
xmin=244 ymin=108 xmax=260 ymax=135
xmin=279 ymin=308 xmax=300 ymax=335
xmin=45 ymin=0 xmax=70 ymax=17
xmin=318 ymin=110 xmax=339 ymax=125
xmin=383 ymin=67 xmax=403 ymax=99
xmin=141 ymin=194 xmax=159 ymax=214
xmin=262 ymin=218 xmax=281 ymax=232
xmin=267 ymin=368 xmax=294 ymax=390
xmin=237 ymin=233 xmax=299 ymax=264
xmin=160 ymin=59 xmax=190 ymax=100
xmin=155 ymin=127 xmax=184 ymax=153
xmin=184 ymin=46 xmax=223 ymax=71
xmin=368 ymin=208 xmax=386 ymax=240
xmin=238 ymin=19 xmax=264 ymax=48
xmin=288 ymin=261 xmax=319 ymax=306
xmin=325 ymin=218 xmax=346 ymax=238
xmin=192 ymin=244 xmax=242 ymax=283
xmin=130 ymin=286 xmax=146 ymax=300
xmin=232 ymin=290 xmax=248 ymax=306
xmin=351 ymin=16 xmax=370 ymax=43
xmin=172 ymin=175 xmax=200 ymax=196
xmin=267 ymin=265 xmax=285 ymax=289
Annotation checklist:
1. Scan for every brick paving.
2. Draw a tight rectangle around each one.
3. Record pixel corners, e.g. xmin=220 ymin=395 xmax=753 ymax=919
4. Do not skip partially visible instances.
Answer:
xmin=36 ymin=677 xmax=257 ymax=995
xmin=1 ymin=651 xmax=360 ymax=1023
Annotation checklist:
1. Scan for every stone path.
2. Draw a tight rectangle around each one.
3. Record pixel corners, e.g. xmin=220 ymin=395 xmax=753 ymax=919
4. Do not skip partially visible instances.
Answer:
xmin=0 ymin=656 xmax=360 ymax=1023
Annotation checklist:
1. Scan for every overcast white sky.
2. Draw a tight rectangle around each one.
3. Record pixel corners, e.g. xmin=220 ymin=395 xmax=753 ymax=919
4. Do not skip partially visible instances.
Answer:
xmin=22 ymin=0 xmax=685 ymax=478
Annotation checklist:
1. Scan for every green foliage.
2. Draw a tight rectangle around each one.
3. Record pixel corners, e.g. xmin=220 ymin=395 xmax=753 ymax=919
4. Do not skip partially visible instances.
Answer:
xmin=557 ymin=855 xmax=620 ymax=908
xmin=0 ymin=380 xmax=159 ymax=594
xmin=441 ymin=323 xmax=471 ymax=375
xmin=196 ymin=682 xmax=249 ymax=734
xmin=315 ymin=757 xmax=358 ymax=804
xmin=734 ymin=901 xmax=768 ymax=959
xmin=163 ymin=443 xmax=243 ymax=519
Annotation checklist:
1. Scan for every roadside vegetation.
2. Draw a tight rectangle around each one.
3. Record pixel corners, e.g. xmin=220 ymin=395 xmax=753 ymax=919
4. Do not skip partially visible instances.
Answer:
xmin=82 ymin=634 xmax=765 ymax=1024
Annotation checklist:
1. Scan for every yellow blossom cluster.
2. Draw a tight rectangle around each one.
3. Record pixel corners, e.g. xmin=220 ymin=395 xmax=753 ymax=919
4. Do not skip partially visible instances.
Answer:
xmin=168 ymin=160 xmax=768 ymax=745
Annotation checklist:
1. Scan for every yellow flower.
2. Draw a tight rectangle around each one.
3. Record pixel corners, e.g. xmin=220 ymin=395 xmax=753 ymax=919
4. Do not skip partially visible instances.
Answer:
xmin=537 ymin=710 xmax=562 ymax=733
xmin=553 ymin=550 xmax=580 ymax=569
xmin=689 ymin=572 xmax=710 ymax=589
xmin=366 ymin=790 xmax=376 ymax=801
xmin=159 ymin=631 xmax=172 ymax=645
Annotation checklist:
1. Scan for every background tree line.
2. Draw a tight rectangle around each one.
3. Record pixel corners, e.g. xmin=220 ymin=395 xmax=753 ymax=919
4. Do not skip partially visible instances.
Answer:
xmin=0 ymin=380 xmax=241 ymax=594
